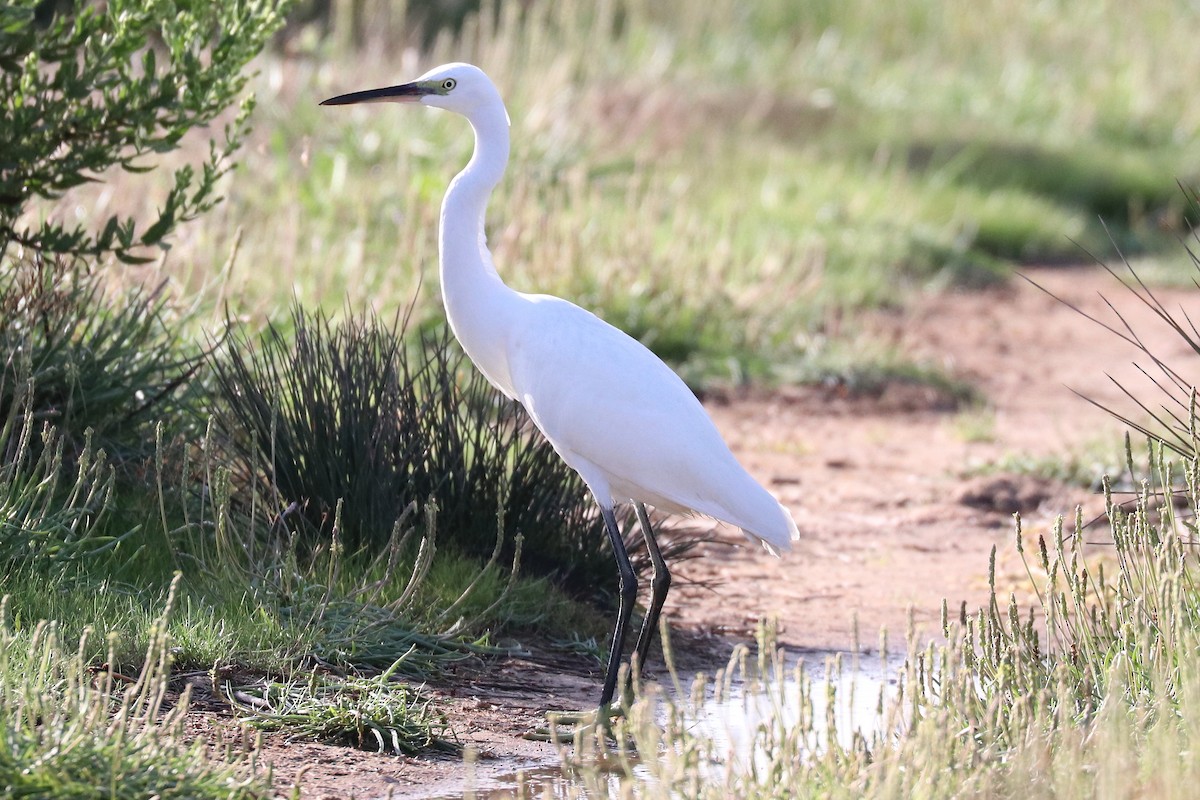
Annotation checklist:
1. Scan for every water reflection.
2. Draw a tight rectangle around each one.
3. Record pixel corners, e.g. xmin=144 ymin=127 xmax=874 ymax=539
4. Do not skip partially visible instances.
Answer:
xmin=415 ymin=648 xmax=904 ymax=800
xmin=414 ymin=762 xmax=615 ymax=800
xmin=698 ymin=647 xmax=905 ymax=758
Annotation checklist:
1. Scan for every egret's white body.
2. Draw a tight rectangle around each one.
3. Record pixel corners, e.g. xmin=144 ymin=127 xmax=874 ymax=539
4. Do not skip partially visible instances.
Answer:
xmin=322 ymin=63 xmax=799 ymax=707
xmin=508 ymin=300 xmax=795 ymax=548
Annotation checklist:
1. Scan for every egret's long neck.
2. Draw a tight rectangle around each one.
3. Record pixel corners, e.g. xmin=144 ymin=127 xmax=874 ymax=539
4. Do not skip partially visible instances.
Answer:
xmin=439 ymin=101 xmax=510 ymax=294
xmin=438 ymin=97 xmax=520 ymax=396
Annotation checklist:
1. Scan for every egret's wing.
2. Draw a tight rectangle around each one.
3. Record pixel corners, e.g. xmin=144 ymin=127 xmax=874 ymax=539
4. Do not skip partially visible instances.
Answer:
xmin=506 ymin=296 xmax=797 ymax=551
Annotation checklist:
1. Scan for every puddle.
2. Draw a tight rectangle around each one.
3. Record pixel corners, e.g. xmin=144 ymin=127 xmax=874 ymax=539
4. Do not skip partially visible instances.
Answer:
xmin=370 ymin=758 xmax=569 ymax=800
xmin=409 ymin=648 xmax=905 ymax=799
xmin=430 ymin=765 xmax=618 ymax=799
xmin=696 ymin=647 xmax=906 ymax=758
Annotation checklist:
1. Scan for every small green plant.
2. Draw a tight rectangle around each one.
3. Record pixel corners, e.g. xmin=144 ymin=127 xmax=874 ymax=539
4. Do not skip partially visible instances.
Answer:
xmin=952 ymin=404 xmax=996 ymax=443
xmin=963 ymin=438 xmax=1127 ymax=490
xmin=0 ymin=375 xmax=125 ymax=567
xmin=227 ymin=657 xmax=456 ymax=755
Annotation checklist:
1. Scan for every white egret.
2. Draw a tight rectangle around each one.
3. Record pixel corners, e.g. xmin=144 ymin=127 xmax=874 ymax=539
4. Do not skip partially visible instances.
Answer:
xmin=321 ymin=63 xmax=799 ymax=711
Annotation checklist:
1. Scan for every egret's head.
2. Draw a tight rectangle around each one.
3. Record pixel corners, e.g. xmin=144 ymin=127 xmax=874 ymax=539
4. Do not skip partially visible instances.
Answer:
xmin=320 ymin=62 xmax=506 ymax=122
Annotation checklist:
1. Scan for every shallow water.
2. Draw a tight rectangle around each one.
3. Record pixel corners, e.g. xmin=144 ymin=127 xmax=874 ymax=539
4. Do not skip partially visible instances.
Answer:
xmin=698 ymin=647 xmax=905 ymax=758
xmin=410 ymin=648 xmax=905 ymax=799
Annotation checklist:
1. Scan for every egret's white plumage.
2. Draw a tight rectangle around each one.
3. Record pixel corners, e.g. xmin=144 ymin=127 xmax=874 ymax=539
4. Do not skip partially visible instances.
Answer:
xmin=322 ymin=63 xmax=799 ymax=707
xmin=506 ymin=296 xmax=797 ymax=554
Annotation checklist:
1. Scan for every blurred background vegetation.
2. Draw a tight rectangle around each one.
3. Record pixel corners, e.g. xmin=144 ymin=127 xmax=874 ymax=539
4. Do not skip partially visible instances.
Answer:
xmin=2 ymin=0 xmax=1200 ymax=793
xmin=17 ymin=0 xmax=1199 ymax=385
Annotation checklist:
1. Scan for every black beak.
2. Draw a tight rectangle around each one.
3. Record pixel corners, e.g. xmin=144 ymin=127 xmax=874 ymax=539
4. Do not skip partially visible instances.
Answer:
xmin=320 ymin=82 xmax=427 ymax=106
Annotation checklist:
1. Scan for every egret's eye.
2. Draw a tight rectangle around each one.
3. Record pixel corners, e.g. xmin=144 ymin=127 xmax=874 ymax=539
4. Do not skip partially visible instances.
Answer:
xmin=442 ymin=78 xmax=457 ymax=91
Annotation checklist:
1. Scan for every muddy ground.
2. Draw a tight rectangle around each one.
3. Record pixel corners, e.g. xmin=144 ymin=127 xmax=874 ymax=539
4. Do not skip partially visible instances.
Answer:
xmin=215 ymin=265 xmax=1194 ymax=798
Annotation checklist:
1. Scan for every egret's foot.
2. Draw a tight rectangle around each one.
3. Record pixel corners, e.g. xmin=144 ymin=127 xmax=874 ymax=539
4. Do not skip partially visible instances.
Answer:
xmin=523 ymin=705 xmax=621 ymax=743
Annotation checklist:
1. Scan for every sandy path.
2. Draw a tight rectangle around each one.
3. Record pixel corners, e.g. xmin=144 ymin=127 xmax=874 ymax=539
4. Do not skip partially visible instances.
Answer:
xmin=685 ymin=265 xmax=1193 ymax=651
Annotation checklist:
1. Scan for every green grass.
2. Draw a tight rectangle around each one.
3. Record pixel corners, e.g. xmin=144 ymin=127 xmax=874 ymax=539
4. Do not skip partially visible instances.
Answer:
xmin=0 ymin=583 xmax=272 ymax=799
xmin=962 ymin=435 xmax=1129 ymax=491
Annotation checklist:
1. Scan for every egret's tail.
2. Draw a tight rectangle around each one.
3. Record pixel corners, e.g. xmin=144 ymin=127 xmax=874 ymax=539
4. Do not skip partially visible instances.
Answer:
xmin=740 ymin=499 xmax=800 ymax=557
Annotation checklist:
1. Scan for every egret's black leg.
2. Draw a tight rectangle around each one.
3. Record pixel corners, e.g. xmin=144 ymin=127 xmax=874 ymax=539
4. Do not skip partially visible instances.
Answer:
xmin=599 ymin=505 xmax=637 ymax=708
xmin=632 ymin=502 xmax=671 ymax=672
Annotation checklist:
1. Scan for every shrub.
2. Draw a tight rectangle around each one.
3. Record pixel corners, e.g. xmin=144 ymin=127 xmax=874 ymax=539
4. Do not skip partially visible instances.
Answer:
xmin=0 ymin=0 xmax=290 ymax=263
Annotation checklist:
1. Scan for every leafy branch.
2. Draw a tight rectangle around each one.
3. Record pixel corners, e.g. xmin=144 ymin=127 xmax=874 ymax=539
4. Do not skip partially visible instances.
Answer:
xmin=0 ymin=0 xmax=289 ymax=263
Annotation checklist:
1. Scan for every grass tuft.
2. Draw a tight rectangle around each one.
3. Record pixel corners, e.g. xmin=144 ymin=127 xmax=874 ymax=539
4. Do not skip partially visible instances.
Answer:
xmin=206 ymin=302 xmax=680 ymax=600
xmin=1025 ymin=193 xmax=1200 ymax=461
xmin=228 ymin=658 xmax=456 ymax=755
xmin=0 ymin=255 xmax=205 ymax=468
